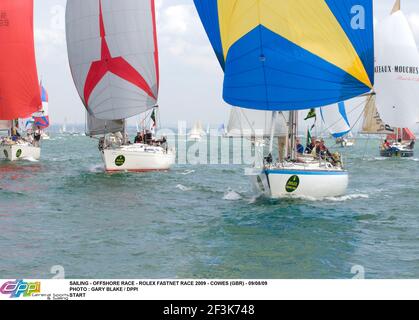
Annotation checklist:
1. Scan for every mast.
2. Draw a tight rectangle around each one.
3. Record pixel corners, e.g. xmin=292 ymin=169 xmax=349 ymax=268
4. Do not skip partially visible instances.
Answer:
xmin=287 ymin=111 xmax=298 ymax=161
xmin=268 ymin=111 xmax=277 ymax=155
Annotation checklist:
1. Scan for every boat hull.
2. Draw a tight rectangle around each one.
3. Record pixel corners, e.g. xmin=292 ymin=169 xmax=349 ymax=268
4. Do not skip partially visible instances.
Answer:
xmin=102 ymin=144 xmax=176 ymax=172
xmin=0 ymin=144 xmax=41 ymax=161
xmin=380 ymin=149 xmax=414 ymax=158
xmin=250 ymin=168 xmax=349 ymax=199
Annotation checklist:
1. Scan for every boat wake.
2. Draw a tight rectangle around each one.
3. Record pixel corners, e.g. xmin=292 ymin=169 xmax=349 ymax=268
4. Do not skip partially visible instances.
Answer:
xmin=89 ymin=164 xmax=104 ymax=173
xmin=23 ymin=157 xmax=39 ymax=162
xmin=176 ymin=184 xmax=192 ymax=192
xmin=324 ymin=194 xmax=370 ymax=202
xmin=223 ymin=189 xmax=242 ymax=201
xmin=279 ymin=193 xmax=369 ymax=202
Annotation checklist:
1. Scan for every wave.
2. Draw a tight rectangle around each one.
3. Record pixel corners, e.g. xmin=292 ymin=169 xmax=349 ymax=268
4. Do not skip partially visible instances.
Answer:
xmin=23 ymin=157 xmax=39 ymax=162
xmin=178 ymin=170 xmax=195 ymax=175
xmin=176 ymin=184 xmax=192 ymax=192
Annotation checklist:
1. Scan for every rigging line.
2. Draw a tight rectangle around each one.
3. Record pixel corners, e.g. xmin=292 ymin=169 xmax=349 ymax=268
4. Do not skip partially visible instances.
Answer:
xmin=318 ymin=99 xmax=367 ymax=136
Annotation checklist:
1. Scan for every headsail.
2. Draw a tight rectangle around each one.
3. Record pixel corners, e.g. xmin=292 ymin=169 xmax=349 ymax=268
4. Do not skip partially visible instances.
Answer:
xmin=374 ymin=2 xmax=419 ymax=128
xmin=360 ymin=95 xmax=394 ymax=135
xmin=86 ymin=113 xmax=125 ymax=137
xmin=0 ymin=0 xmax=41 ymax=120
xmin=66 ymin=0 xmax=159 ymax=121
xmin=227 ymin=108 xmax=288 ymax=138
xmin=194 ymin=0 xmax=374 ymax=111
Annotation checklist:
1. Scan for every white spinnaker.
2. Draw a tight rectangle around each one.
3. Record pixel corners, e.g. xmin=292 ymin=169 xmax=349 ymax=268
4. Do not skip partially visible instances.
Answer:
xmin=320 ymin=103 xmax=351 ymax=138
xmin=320 ymin=99 xmax=364 ymax=138
xmin=66 ymin=0 xmax=159 ymax=121
xmin=374 ymin=10 xmax=419 ymax=128
xmin=0 ymin=120 xmax=12 ymax=131
xmin=227 ymin=108 xmax=288 ymax=138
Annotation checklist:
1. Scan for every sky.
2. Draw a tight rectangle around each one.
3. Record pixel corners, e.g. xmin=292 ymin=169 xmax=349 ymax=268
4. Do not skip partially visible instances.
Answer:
xmin=34 ymin=0 xmax=419 ymax=127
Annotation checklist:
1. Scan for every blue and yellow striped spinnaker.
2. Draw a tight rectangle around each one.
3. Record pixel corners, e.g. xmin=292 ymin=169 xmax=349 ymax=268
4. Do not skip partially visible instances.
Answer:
xmin=194 ymin=0 xmax=374 ymax=111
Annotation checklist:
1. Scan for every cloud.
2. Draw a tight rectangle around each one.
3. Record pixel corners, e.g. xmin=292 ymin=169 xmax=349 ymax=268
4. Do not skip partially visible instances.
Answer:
xmin=157 ymin=3 xmax=220 ymax=73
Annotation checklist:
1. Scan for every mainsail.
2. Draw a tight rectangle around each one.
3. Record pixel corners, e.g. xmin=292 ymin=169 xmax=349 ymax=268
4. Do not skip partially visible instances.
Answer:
xmin=227 ymin=108 xmax=288 ymax=138
xmin=66 ymin=0 xmax=159 ymax=122
xmin=374 ymin=2 xmax=419 ymax=128
xmin=194 ymin=0 xmax=374 ymax=110
xmin=360 ymin=95 xmax=394 ymax=135
xmin=0 ymin=0 xmax=41 ymax=120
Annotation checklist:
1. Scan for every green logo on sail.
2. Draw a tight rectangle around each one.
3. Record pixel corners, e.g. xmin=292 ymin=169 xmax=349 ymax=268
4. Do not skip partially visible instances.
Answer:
xmin=115 ymin=155 xmax=125 ymax=167
xmin=16 ymin=149 xmax=22 ymax=158
xmin=285 ymin=175 xmax=300 ymax=193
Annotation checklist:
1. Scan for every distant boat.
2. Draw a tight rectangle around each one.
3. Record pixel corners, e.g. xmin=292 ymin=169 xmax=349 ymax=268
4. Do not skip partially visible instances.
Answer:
xmin=66 ymin=0 xmax=175 ymax=172
xmin=0 ymin=0 xmax=42 ymax=161
xmin=189 ymin=121 xmax=205 ymax=141
xmin=319 ymin=101 xmax=363 ymax=148
xmin=60 ymin=118 xmax=68 ymax=134
xmin=34 ymin=82 xmax=51 ymax=140
xmin=380 ymin=128 xmax=415 ymax=158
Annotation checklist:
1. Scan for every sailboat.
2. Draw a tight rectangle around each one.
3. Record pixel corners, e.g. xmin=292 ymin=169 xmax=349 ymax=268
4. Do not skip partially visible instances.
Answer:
xmin=374 ymin=0 xmax=419 ymax=158
xmin=60 ymin=118 xmax=68 ymax=135
xmin=360 ymin=95 xmax=395 ymax=137
xmin=66 ymin=0 xmax=175 ymax=172
xmin=218 ymin=124 xmax=227 ymax=137
xmin=320 ymin=101 xmax=364 ymax=148
xmin=0 ymin=0 xmax=42 ymax=161
xmin=194 ymin=0 xmax=375 ymax=198
xmin=34 ymin=82 xmax=51 ymax=140
xmin=188 ymin=121 xmax=205 ymax=141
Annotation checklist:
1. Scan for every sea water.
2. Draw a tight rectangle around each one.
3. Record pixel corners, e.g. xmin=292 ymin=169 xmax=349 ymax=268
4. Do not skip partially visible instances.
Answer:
xmin=0 ymin=134 xmax=418 ymax=279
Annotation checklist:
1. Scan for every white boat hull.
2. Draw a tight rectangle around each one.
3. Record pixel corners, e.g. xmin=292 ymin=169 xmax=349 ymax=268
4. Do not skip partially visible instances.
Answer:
xmin=250 ymin=166 xmax=348 ymax=199
xmin=0 ymin=144 xmax=41 ymax=161
xmin=102 ymin=144 xmax=176 ymax=172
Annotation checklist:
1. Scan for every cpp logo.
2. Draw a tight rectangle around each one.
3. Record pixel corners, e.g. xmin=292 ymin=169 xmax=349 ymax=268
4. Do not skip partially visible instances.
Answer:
xmin=0 ymin=280 xmax=41 ymax=298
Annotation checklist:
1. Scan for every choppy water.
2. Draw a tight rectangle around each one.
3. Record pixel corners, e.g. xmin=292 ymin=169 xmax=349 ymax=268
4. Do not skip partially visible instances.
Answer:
xmin=0 ymin=134 xmax=418 ymax=279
